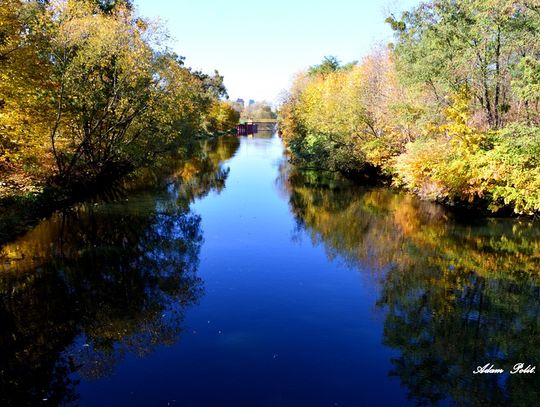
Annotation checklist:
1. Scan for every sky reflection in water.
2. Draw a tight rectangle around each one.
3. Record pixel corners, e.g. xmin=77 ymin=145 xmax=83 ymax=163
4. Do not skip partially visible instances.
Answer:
xmin=1 ymin=135 xmax=539 ymax=406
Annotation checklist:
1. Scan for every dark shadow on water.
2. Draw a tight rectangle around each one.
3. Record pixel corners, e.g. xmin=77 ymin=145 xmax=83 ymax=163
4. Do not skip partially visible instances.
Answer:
xmin=0 ymin=136 xmax=240 ymax=406
xmin=1 ymin=134 xmax=539 ymax=406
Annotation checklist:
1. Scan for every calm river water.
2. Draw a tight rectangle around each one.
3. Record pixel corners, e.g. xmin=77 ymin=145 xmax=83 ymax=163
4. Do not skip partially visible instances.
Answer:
xmin=1 ymin=134 xmax=540 ymax=406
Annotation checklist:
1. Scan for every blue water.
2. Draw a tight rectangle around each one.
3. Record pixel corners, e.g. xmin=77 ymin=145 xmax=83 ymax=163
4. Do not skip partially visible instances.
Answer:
xmin=73 ymin=136 xmax=407 ymax=406
xmin=2 ymin=135 xmax=539 ymax=406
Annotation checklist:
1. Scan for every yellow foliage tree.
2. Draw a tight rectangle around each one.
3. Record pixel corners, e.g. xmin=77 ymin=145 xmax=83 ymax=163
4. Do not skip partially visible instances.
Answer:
xmin=205 ymin=101 xmax=240 ymax=134
xmin=0 ymin=0 xmax=52 ymax=183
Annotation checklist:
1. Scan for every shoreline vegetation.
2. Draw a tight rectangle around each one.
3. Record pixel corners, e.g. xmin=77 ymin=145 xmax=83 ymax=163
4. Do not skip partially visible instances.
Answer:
xmin=0 ymin=0 xmax=240 ymax=243
xmin=3 ymin=0 xmax=539 ymax=247
xmin=0 ymin=133 xmax=235 ymax=245
xmin=278 ymin=0 xmax=540 ymax=217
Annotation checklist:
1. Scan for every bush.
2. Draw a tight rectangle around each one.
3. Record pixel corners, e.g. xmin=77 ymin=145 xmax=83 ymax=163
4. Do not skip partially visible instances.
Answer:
xmin=481 ymin=125 xmax=540 ymax=215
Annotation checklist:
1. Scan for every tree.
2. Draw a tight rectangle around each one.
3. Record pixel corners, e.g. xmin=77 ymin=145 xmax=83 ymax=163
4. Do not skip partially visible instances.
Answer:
xmin=0 ymin=0 xmax=52 ymax=175
xmin=44 ymin=0 xmax=156 ymax=191
xmin=308 ymin=55 xmax=341 ymax=76
xmin=280 ymin=52 xmax=404 ymax=173
xmin=205 ymin=101 xmax=240 ymax=134
xmin=280 ymin=1 xmax=540 ymax=215
xmin=388 ymin=0 xmax=539 ymax=129
xmin=241 ymin=101 xmax=277 ymax=121
xmin=514 ymin=57 xmax=540 ymax=123
xmin=1 ymin=0 xmax=230 ymax=203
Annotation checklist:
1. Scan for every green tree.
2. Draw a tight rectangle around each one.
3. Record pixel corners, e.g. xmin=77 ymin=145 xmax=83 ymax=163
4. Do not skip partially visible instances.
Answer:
xmin=388 ymin=0 xmax=539 ymax=129
xmin=308 ymin=55 xmax=341 ymax=76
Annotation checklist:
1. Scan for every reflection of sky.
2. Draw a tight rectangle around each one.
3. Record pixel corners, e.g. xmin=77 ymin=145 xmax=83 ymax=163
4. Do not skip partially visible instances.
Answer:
xmin=77 ymin=134 xmax=412 ymax=406
xmin=137 ymin=0 xmax=422 ymax=102
xmin=7 ymin=134 xmax=536 ymax=405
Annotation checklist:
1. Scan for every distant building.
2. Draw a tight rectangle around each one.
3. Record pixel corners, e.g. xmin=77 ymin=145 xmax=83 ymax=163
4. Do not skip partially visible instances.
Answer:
xmin=248 ymin=99 xmax=255 ymax=106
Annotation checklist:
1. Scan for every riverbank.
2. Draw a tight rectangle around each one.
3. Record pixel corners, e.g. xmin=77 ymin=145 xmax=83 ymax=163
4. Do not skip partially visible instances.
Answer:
xmin=278 ymin=1 xmax=540 ymax=217
xmin=0 ymin=133 xmax=237 ymax=246
xmin=2 ymin=134 xmax=539 ymax=406
xmin=279 ymin=124 xmax=540 ymax=219
xmin=1 ymin=0 xmax=242 ymax=247
xmin=279 ymin=68 xmax=540 ymax=217
xmin=309 ymin=162 xmax=523 ymax=219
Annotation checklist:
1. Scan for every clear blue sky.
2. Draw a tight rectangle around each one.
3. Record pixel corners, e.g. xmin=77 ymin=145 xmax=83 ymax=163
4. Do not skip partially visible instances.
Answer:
xmin=137 ymin=0 xmax=421 ymax=103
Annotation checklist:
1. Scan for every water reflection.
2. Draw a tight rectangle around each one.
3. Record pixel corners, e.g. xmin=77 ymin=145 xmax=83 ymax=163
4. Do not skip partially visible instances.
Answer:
xmin=283 ymin=166 xmax=540 ymax=406
xmin=0 ymin=136 xmax=240 ymax=406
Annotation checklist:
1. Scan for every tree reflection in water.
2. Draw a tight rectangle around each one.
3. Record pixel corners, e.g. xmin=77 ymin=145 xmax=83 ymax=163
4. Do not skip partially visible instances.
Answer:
xmin=282 ymin=165 xmax=540 ymax=406
xmin=0 ymin=136 xmax=240 ymax=406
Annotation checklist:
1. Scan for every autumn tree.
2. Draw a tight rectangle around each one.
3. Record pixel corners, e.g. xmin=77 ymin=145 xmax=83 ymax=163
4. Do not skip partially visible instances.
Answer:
xmin=0 ymin=0 xmax=230 ymax=203
xmin=280 ymin=51 xmax=404 ymax=173
xmin=205 ymin=101 xmax=240 ymax=134
xmin=280 ymin=0 xmax=540 ymax=215
xmin=0 ymin=0 xmax=52 ymax=179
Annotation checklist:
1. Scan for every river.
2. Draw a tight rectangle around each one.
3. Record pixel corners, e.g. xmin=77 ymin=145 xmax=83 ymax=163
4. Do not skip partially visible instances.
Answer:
xmin=1 ymin=134 xmax=540 ymax=406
